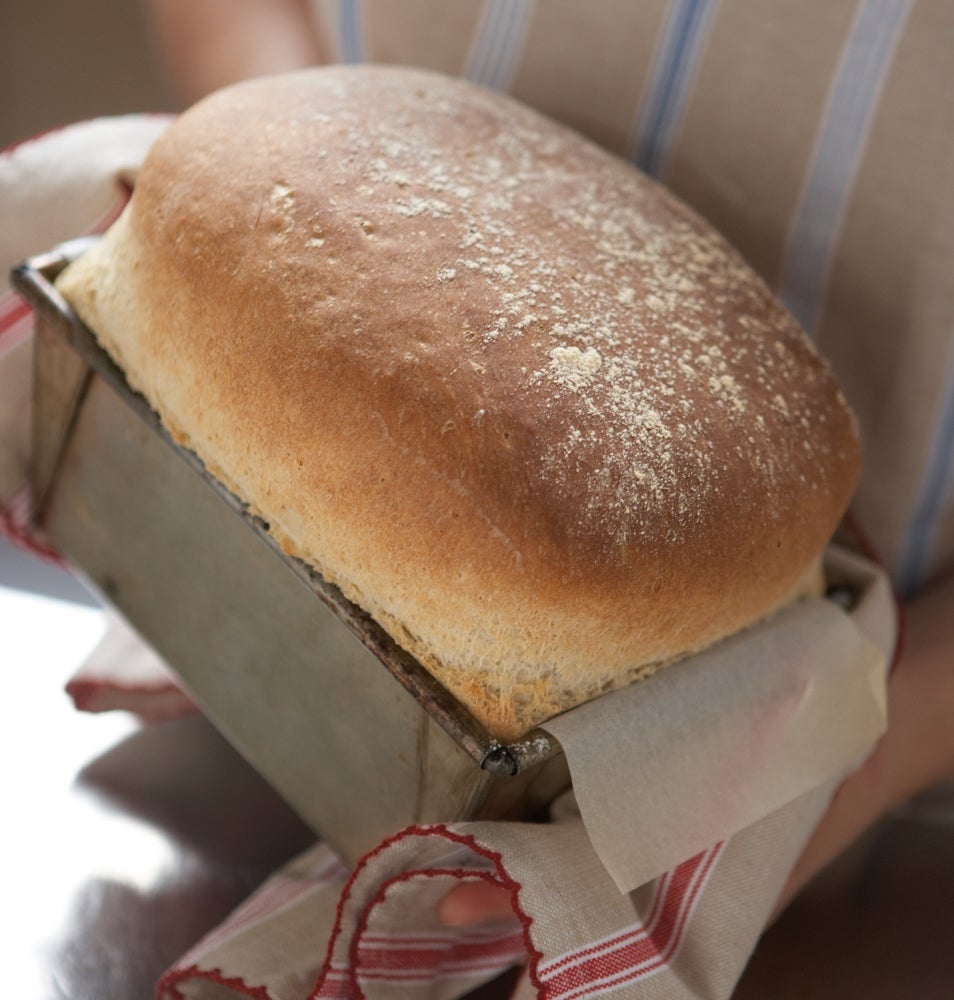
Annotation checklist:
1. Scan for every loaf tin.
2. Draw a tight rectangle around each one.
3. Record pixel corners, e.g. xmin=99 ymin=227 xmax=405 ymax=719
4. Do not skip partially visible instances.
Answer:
xmin=14 ymin=241 xmax=570 ymax=863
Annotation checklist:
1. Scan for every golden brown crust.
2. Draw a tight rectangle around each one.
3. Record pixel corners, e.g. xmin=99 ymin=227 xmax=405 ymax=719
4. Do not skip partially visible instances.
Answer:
xmin=57 ymin=66 xmax=860 ymax=740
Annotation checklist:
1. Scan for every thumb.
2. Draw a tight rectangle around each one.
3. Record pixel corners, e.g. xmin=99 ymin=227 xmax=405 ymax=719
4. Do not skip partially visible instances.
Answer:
xmin=438 ymin=880 xmax=515 ymax=927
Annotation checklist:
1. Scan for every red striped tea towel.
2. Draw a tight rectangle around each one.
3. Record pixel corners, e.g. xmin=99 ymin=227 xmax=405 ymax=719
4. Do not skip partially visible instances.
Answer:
xmin=157 ymin=782 xmax=835 ymax=1000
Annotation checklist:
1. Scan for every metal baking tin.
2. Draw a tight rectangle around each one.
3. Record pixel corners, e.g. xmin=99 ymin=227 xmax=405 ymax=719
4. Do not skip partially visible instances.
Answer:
xmin=14 ymin=241 xmax=568 ymax=863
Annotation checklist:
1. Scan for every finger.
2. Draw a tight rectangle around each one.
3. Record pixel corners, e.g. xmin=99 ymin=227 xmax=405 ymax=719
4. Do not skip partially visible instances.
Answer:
xmin=438 ymin=880 xmax=514 ymax=927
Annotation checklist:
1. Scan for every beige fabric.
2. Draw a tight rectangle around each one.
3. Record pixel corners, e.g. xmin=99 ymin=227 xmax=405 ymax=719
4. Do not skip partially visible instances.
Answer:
xmin=366 ymin=0 xmax=484 ymax=75
xmin=511 ymin=0 xmax=666 ymax=154
xmin=664 ymin=0 xmax=856 ymax=280
xmin=817 ymin=0 xmax=954 ymax=575
xmin=157 ymin=784 xmax=835 ymax=1000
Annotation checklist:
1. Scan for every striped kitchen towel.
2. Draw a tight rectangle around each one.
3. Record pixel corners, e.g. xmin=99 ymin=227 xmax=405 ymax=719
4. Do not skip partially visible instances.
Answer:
xmin=156 ymin=782 xmax=836 ymax=1000
xmin=1 ymin=114 xmax=171 ymax=561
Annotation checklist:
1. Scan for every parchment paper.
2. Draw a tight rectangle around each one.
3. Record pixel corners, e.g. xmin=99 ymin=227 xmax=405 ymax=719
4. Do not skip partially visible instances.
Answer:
xmin=542 ymin=546 xmax=894 ymax=892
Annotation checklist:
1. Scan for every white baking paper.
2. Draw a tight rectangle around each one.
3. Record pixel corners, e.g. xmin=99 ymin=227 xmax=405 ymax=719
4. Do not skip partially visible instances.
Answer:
xmin=542 ymin=546 xmax=894 ymax=893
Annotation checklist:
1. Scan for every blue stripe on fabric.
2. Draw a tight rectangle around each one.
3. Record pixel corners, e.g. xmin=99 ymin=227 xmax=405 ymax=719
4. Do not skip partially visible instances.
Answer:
xmin=628 ymin=0 xmax=719 ymax=178
xmin=898 ymin=346 xmax=954 ymax=597
xmin=778 ymin=0 xmax=913 ymax=336
xmin=338 ymin=0 xmax=363 ymax=64
xmin=466 ymin=0 xmax=535 ymax=91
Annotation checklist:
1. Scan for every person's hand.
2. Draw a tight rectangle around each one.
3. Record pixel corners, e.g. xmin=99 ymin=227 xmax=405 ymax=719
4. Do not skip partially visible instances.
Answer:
xmin=438 ymin=880 xmax=514 ymax=927
xmin=772 ymin=568 xmax=954 ymax=915
xmin=146 ymin=0 xmax=329 ymax=105
xmin=439 ymin=571 xmax=954 ymax=928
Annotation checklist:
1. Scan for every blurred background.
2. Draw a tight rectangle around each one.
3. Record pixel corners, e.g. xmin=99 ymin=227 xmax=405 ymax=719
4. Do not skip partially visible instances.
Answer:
xmin=1 ymin=2 xmax=173 ymax=149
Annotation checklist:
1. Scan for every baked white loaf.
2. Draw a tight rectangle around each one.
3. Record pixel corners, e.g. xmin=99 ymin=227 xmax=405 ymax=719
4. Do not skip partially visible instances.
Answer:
xmin=57 ymin=66 xmax=860 ymax=740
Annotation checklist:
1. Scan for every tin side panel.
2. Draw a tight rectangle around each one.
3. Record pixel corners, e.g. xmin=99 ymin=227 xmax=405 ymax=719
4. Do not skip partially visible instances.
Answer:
xmin=31 ymin=311 xmax=90 ymax=514
xmin=41 ymin=372 xmax=494 ymax=861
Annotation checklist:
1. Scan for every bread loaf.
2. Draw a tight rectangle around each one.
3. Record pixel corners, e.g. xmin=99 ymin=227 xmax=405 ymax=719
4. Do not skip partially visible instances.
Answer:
xmin=57 ymin=66 xmax=860 ymax=740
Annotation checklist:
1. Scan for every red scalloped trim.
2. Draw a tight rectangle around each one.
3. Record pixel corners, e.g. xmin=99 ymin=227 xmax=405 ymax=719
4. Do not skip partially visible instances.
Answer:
xmin=308 ymin=824 xmax=543 ymax=999
xmin=156 ymin=963 xmax=272 ymax=1000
